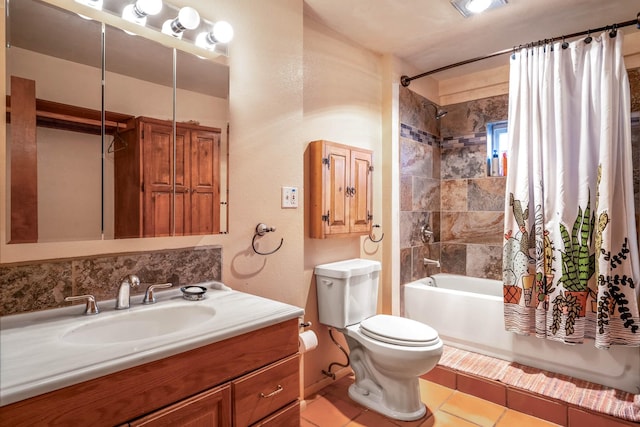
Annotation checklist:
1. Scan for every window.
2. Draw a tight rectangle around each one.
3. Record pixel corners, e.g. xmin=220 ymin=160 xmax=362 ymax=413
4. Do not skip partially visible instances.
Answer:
xmin=487 ymin=120 xmax=508 ymax=176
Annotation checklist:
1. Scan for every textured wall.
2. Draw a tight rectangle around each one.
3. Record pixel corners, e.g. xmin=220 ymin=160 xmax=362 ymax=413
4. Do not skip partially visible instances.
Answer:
xmin=398 ymin=87 xmax=442 ymax=298
xmin=439 ymin=95 xmax=508 ymax=280
xmin=0 ymin=246 xmax=222 ymax=316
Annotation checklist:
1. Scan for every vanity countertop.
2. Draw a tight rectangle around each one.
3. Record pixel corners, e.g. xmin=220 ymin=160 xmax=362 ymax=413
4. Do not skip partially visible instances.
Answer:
xmin=0 ymin=285 xmax=304 ymax=406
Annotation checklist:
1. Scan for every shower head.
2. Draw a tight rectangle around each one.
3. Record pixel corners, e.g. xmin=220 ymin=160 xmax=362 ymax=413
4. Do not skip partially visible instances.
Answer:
xmin=425 ymin=102 xmax=447 ymax=120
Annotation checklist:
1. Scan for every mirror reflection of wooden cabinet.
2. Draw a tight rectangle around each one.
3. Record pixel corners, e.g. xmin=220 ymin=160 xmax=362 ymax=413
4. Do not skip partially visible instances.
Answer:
xmin=309 ymin=140 xmax=373 ymax=239
xmin=114 ymin=117 xmax=221 ymax=238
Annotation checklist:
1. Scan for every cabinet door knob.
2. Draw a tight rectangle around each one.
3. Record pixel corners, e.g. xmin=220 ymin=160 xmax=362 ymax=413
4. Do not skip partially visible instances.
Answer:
xmin=259 ymin=385 xmax=283 ymax=398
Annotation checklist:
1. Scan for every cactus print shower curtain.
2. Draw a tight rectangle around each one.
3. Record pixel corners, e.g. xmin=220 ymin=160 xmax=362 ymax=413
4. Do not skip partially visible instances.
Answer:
xmin=503 ymin=31 xmax=640 ymax=348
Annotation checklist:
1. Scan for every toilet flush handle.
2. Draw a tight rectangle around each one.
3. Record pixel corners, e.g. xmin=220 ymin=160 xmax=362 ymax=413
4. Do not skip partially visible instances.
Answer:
xmin=321 ymin=279 xmax=333 ymax=286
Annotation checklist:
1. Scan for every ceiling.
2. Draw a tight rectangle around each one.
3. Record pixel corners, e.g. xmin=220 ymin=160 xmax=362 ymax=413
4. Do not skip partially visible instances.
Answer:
xmin=303 ymin=0 xmax=640 ymax=80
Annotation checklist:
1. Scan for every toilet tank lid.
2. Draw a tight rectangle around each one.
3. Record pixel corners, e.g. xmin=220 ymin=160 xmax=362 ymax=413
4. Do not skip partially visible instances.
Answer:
xmin=314 ymin=258 xmax=381 ymax=278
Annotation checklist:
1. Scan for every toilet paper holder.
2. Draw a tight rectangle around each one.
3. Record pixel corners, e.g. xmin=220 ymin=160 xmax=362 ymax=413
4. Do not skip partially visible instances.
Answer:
xmin=300 ymin=321 xmax=312 ymax=328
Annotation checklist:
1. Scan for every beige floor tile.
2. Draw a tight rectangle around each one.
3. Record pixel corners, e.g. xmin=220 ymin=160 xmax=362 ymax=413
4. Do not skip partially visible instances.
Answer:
xmin=439 ymin=391 xmax=506 ymax=427
xmin=417 ymin=410 xmax=482 ymax=427
xmin=302 ymin=394 xmax=364 ymax=427
xmin=419 ymin=379 xmax=456 ymax=411
xmin=496 ymin=409 xmax=562 ymax=427
xmin=346 ymin=410 xmax=400 ymax=427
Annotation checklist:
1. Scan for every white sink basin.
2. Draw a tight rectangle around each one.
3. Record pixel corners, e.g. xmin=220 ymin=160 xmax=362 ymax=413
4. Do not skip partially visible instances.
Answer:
xmin=61 ymin=305 xmax=216 ymax=345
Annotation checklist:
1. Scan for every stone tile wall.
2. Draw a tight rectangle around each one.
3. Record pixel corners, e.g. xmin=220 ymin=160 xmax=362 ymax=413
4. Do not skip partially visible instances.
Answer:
xmin=0 ymin=246 xmax=222 ymax=316
xmin=439 ymin=95 xmax=508 ymax=280
xmin=399 ymin=87 xmax=442 ymax=294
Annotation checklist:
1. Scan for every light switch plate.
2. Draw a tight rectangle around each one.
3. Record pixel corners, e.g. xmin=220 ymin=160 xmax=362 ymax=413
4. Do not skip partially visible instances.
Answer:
xmin=281 ymin=186 xmax=298 ymax=208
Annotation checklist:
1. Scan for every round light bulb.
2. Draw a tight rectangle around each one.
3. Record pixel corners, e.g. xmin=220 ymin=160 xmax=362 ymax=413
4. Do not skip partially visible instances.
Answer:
xmin=466 ymin=0 xmax=492 ymax=13
xmin=136 ymin=0 xmax=162 ymax=16
xmin=195 ymin=32 xmax=215 ymax=51
xmin=213 ymin=21 xmax=233 ymax=44
xmin=178 ymin=7 xmax=200 ymax=30
xmin=122 ymin=3 xmax=147 ymax=25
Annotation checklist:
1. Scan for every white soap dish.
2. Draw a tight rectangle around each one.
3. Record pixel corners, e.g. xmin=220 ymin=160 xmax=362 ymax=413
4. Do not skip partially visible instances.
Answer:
xmin=180 ymin=286 xmax=207 ymax=301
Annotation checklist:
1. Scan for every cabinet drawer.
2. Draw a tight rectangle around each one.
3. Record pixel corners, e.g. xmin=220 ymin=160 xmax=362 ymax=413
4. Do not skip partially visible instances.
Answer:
xmin=250 ymin=401 xmax=300 ymax=427
xmin=233 ymin=354 xmax=299 ymax=427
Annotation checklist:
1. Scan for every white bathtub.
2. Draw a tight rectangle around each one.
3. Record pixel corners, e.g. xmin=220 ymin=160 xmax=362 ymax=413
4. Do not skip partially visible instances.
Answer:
xmin=404 ymin=273 xmax=640 ymax=394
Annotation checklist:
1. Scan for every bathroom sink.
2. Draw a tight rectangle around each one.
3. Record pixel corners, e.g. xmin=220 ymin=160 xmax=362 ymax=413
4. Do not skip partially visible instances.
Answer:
xmin=61 ymin=305 xmax=216 ymax=345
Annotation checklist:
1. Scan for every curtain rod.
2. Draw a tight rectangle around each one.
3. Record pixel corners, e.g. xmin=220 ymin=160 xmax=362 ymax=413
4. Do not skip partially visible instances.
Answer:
xmin=400 ymin=12 xmax=640 ymax=87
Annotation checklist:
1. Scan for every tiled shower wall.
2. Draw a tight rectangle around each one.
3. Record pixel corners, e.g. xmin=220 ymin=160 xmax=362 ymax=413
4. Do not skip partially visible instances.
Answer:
xmin=399 ymin=67 xmax=640 ymax=295
xmin=0 ymin=246 xmax=222 ymax=316
xmin=399 ymin=88 xmax=442 ymax=287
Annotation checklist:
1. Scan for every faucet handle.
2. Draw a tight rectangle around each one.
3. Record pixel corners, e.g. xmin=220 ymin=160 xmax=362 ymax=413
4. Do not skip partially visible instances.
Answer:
xmin=143 ymin=283 xmax=173 ymax=304
xmin=65 ymin=295 xmax=100 ymax=315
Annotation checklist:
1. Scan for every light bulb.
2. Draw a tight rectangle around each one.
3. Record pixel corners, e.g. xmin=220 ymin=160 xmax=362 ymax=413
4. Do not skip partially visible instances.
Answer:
xmin=122 ymin=0 xmax=163 ymax=26
xmin=136 ymin=0 xmax=162 ymax=16
xmin=466 ymin=0 xmax=492 ymax=13
xmin=212 ymin=21 xmax=233 ymax=44
xmin=162 ymin=7 xmax=200 ymax=39
xmin=195 ymin=32 xmax=216 ymax=51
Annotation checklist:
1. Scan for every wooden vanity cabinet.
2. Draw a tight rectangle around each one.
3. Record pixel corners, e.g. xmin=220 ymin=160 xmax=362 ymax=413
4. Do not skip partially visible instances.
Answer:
xmin=0 ymin=319 xmax=299 ymax=427
xmin=309 ymin=140 xmax=373 ymax=238
xmin=114 ymin=117 xmax=221 ymax=238
xmin=128 ymin=384 xmax=232 ymax=426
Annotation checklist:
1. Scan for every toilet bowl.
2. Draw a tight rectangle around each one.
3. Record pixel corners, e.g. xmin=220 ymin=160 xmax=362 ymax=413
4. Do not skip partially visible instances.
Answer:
xmin=314 ymin=259 xmax=443 ymax=421
xmin=342 ymin=314 xmax=443 ymax=421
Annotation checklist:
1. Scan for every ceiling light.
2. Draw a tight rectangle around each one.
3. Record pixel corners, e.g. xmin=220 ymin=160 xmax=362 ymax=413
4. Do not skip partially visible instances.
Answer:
xmin=450 ymin=0 xmax=507 ymax=18
xmin=162 ymin=7 xmax=200 ymax=39
xmin=122 ymin=0 xmax=163 ymax=27
xmin=466 ymin=0 xmax=492 ymax=13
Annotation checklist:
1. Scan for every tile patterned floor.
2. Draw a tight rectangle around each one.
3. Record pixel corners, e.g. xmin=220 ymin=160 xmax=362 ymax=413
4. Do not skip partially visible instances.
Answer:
xmin=301 ymin=375 xmax=560 ymax=427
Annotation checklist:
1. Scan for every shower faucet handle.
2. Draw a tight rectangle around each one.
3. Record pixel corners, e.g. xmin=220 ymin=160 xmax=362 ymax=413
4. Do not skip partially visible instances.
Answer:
xmin=420 ymin=224 xmax=434 ymax=243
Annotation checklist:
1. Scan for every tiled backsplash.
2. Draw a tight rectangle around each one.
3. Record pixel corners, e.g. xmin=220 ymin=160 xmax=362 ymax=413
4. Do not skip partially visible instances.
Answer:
xmin=400 ymin=68 xmax=640 ymax=294
xmin=0 ymin=246 xmax=222 ymax=316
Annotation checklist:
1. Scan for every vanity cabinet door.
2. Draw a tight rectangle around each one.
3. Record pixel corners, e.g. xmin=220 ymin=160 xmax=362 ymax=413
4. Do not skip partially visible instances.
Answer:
xmin=232 ymin=354 xmax=300 ymax=427
xmin=128 ymin=384 xmax=231 ymax=427
xmin=309 ymin=140 xmax=373 ymax=238
xmin=250 ymin=401 xmax=300 ymax=427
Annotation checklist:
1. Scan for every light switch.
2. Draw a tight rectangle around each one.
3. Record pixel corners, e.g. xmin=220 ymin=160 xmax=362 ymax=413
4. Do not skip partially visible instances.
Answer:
xmin=282 ymin=186 xmax=298 ymax=208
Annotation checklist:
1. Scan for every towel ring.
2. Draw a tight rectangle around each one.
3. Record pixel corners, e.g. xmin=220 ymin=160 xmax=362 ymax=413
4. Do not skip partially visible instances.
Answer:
xmin=252 ymin=223 xmax=284 ymax=255
xmin=367 ymin=224 xmax=384 ymax=243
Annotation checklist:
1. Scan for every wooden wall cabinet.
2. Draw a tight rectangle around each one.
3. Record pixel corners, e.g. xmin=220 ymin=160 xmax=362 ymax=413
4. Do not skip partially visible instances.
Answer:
xmin=309 ymin=140 xmax=373 ymax=238
xmin=0 ymin=319 xmax=300 ymax=427
xmin=114 ymin=117 xmax=221 ymax=238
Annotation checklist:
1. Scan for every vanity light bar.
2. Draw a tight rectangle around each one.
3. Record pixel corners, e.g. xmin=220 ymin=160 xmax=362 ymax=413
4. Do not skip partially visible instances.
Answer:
xmin=77 ymin=0 xmax=233 ymax=54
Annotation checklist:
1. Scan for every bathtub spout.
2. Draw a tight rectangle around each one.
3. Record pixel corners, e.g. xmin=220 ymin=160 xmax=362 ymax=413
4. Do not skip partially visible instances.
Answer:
xmin=423 ymin=258 xmax=440 ymax=268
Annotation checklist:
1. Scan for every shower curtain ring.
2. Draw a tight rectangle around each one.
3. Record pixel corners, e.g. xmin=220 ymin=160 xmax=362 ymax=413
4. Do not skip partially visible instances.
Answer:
xmin=584 ymin=30 xmax=592 ymax=44
xmin=561 ymin=36 xmax=569 ymax=49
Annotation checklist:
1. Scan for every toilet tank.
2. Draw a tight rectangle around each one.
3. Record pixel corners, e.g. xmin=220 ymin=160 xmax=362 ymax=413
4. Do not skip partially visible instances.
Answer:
xmin=314 ymin=258 xmax=381 ymax=328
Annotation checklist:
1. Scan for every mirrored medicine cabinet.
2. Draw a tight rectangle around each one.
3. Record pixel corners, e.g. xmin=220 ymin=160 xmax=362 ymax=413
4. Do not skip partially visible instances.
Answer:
xmin=4 ymin=0 xmax=230 ymax=245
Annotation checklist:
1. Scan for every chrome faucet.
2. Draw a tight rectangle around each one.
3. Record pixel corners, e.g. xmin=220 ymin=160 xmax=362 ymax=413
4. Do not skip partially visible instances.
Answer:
xmin=115 ymin=274 xmax=141 ymax=310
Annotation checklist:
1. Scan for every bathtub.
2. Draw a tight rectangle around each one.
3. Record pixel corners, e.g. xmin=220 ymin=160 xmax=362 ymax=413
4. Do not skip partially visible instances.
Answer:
xmin=404 ymin=273 xmax=640 ymax=394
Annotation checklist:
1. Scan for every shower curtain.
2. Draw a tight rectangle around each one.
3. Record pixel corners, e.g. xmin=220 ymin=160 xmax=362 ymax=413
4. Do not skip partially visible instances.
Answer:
xmin=502 ymin=30 xmax=640 ymax=348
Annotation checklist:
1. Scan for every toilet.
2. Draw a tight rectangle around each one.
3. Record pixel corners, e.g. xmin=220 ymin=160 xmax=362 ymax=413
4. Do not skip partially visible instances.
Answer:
xmin=314 ymin=258 xmax=442 ymax=421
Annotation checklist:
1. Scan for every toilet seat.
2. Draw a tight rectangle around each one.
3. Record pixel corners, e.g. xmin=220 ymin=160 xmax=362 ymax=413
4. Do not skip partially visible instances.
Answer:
xmin=359 ymin=314 xmax=439 ymax=347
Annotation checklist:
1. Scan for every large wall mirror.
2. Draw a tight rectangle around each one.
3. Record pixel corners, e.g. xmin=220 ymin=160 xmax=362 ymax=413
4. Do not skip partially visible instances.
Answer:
xmin=5 ymin=0 xmax=229 ymax=244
